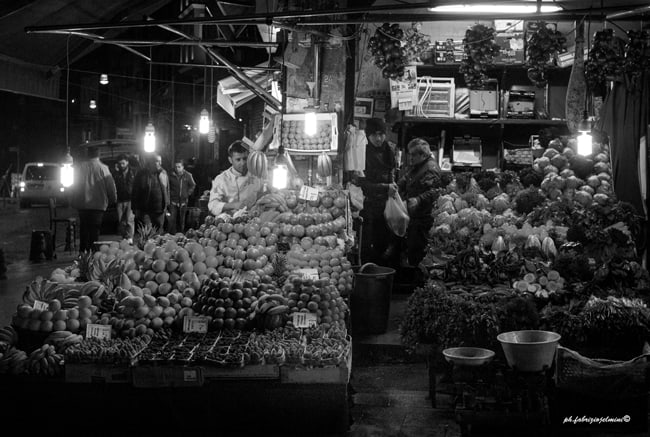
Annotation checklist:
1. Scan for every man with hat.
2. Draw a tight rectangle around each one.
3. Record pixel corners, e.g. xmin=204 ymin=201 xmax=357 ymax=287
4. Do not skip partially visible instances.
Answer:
xmin=353 ymin=117 xmax=399 ymax=266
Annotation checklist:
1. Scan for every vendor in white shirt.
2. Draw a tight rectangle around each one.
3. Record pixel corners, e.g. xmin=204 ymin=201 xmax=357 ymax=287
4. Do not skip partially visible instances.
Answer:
xmin=208 ymin=140 xmax=264 ymax=215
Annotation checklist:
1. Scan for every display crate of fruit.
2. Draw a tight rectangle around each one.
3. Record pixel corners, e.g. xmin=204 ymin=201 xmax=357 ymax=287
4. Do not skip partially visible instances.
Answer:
xmin=271 ymin=112 xmax=338 ymax=154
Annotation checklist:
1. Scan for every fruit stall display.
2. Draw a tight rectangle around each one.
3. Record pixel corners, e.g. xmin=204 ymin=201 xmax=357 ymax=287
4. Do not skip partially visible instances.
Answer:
xmin=0 ymin=188 xmax=355 ymax=383
xmin=401 ymin=136 xmax=650 ymax=361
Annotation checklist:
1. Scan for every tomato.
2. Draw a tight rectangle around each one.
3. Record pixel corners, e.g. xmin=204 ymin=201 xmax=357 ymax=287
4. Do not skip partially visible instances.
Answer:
xmin=234 ymin=223 xmax=245 ymax=234
xmin=321 ymin=196 xmax=333 ymax=208
xmin=333 ymin=195 xmax=346 ymax=208
xmin=260 ymin=226 xmax=271 ymax=237
xmin=246 ymin=247 xmax=261 ymax=260
xmin=243 ymin=259 xmax=257 ymax=270
xmin=265 ymin=234 xmax=278 ymax=245
xmin=222 ymin=222 xmax=233 ymax=234
xmin=292 ymin=225 xmax=305 ymax=238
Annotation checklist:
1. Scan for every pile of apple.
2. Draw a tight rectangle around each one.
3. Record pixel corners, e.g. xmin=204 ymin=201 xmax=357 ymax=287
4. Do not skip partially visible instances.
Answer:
xmin=285 ymin=245 xmax=354 ymax=296
xmin=282 ymin=276 xmax=349 ymax=329
xmin=12 ymin=296 xmax=99 ymax=334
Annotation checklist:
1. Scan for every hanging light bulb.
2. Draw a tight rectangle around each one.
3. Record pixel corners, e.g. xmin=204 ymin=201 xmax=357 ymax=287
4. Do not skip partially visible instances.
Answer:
xmin=144 ymin=122 xmax=156 ymax=153
xmin=272 ymin=164 xmax=289 ymax=189
xmin=304 ymin=111 xmax=317 ymax=136
xmin=99 ymin=74 xmax=109 ymax=85
xmin=577 ymin=111 xmax=593 ymax=156
xmin=89 ymin=99 xmax=97 ymax=109
xmin=199 ymin=108 xmax=210 ymax=134
xmin=207 ymin=121 xmax=216 ymax=144
xmin=60 ymin=150 xmax=74 ymax=188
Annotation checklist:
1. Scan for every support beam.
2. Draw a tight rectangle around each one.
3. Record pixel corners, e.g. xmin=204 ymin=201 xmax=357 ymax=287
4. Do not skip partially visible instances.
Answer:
xmin=150 ymin=61 xmax=279 ymax=71
xmin=94 ymin=38 xmax=278 ymax=48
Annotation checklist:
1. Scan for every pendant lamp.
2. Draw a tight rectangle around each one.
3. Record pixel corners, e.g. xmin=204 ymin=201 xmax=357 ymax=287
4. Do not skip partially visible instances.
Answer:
xmin=144 ymin=49 xmax=156 ymax=153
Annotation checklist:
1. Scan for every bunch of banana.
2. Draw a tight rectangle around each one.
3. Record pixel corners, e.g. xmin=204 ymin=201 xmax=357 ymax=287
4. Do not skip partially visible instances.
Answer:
xmin=249 ymin=293 xmax=290 ymax=319
xmin=26 ymin=344 xmax=64 ymax=377
xmin=0 ymin=325 xmax=18 ymax=346
xmin=254 ymin=192 xmax=289 ymax=212
xmin=44 ymin=330 xmax=83 ymax=353
xmin=22 ymin=276 xmax=62 ymax=306
xmin=0 ymin=346 xmax=28 ymax=374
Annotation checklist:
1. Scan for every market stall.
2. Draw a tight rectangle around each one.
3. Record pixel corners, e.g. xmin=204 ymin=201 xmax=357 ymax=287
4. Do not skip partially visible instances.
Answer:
xmin=400 ymin=134 xmax=650 ymax=434
xmin=0 ymin=179 xmax=357 ymax=433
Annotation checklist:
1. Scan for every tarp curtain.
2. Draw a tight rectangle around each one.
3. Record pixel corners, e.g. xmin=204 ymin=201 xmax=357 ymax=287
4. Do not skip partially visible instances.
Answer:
xmin=595 ymin=71 xmax=650 ymax=256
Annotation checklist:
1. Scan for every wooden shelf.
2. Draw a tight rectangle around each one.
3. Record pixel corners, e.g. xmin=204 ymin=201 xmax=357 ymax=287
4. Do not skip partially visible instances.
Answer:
xmin=401 ymin=118 xmax=567 ymax=126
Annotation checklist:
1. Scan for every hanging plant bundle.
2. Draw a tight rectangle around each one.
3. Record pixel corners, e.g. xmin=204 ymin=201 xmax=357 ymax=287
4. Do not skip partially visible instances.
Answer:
xmin=584 ymin=29 xmax=624 ymax=94
xmin=403 ymin=22 xmax=432 ymax=64
xmin=623 ymin=30 xmax=650 ymax=90
xmin=367 ymin=23 xmax=407 ymax=79
xmin=459 ymin=24 xmax=501 ymax=88
xmin=526 ymin=21 xmax=567 ymax=88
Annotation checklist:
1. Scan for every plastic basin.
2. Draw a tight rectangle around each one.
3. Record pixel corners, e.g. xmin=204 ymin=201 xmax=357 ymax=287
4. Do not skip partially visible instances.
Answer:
xmin=442 ymin=347 xmax=495 ymax=367
xmin=497 ymin=330 xmax=561 ymax=372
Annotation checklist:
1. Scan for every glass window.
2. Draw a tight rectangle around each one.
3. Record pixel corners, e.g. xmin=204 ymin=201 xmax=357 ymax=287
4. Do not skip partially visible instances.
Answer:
xmin=25 ymin=165 xmax=59 ymax=181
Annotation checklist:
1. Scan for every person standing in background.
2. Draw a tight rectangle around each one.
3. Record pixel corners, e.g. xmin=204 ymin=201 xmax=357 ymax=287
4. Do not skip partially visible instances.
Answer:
xmin=208 ymin=141 xmax=263 ymax=215
xmin=113 ymin=154 xmax=135 ymax=244
xmin=132 ymin=153 xmax=170 ymax=236
xmin=353 ymin=118 xmax=399 ymax=266
xmin=69 ymin=146 xmax=117 ymax=253
xmin=394 ymin=138 xmax=442 ymax=276
xmin=168 ymin=157 xmax=196 ymax=234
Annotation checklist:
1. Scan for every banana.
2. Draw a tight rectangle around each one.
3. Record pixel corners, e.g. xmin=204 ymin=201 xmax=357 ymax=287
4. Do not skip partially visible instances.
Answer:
xmin=266 ymin=305 xmax=289 ymax=315
xmin=258 ymin=301 xmax=277 ymax=314
xmin=264 ymin=294 xmax=288 ymax=306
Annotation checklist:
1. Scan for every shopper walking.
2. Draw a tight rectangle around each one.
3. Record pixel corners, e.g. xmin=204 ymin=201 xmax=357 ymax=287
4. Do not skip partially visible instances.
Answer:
xmin=394 ymin=138 xmax=442 ymax=272
xmin=132 ymin=153 xmax=170 ymax=236
xmin=353 ymin=118 xmax=399 ymax=266
xmin=168 ymin=157 xmax=196 ymax=234
xmin=113 ymin=154 xmax=135 ymax=243
xmin=208 ymin=140 xmax=263 ymax=215
xmin=69 ymin=146 xmax=117 ymax=253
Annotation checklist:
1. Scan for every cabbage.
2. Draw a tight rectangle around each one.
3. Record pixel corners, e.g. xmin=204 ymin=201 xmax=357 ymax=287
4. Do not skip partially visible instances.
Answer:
xmin=437 ymin=194 xmax=454 ymax=208
xmin=593 ymin=193 xmax=609 ymax=205
xmin=475 ymin=194 xmax=489 ymax=210
xmin=490 ymin=194 xmax=510 ymax=214
xmin=439 ymin=200 xmax=456 ymax=214
xmin=574 ymin=190 xmax=592 ymax=207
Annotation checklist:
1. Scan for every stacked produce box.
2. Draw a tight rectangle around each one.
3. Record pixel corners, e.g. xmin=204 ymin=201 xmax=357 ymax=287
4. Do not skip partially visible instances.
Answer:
xmin=0 ymin=187 xmax=354 ymax=384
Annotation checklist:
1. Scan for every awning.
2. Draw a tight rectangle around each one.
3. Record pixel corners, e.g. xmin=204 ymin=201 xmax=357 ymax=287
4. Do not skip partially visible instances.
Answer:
xmin=217 ymin=62 xmax=273 ymax=119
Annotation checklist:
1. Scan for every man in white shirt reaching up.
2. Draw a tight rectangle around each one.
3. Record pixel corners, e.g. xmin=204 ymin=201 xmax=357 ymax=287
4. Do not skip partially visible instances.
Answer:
xmin=208 ymin=140 xmax=264 ymax=215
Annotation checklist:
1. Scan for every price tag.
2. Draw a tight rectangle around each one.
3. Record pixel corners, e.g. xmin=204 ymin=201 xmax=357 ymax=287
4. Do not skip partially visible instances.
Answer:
xmin=183 ymin=316 xmax=208 ymax=333
xmin=33 ymin=300 xmax=49 ymax=311
xmin=398 ymin=98 xmax=413 ymax=111
xmin=183 ymin=369 xmax=198 ymax=382
xmin=292 ymin=312 xmax=317 ymax=328
xmin=298 ymin=185 xmax=319 ymax=202
xmin=86 ymin=324 xmax=112 ymax=340
xmin=296 ymin=268 xmax=319 ymax=280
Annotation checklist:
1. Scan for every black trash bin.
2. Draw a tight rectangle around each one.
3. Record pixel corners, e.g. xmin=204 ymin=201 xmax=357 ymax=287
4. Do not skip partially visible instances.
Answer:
xmin=351 ymin=263 xmax=395 ymax=336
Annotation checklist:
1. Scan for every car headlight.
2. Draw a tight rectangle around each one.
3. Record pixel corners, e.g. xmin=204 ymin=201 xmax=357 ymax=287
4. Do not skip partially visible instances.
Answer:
xmin=60 ymin=187 xmax=65 ymax=192
xmin=19 ymin=181 xmax=25 ymax=188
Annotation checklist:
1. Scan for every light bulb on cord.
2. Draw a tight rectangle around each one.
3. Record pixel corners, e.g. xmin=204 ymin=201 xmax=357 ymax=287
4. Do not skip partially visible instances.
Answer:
xmin=272 ymin=164 xmax=289 ymax=189
xmin=304 ymin=111 xmax=317 ymax=136
xmin=144 ymin=122 xmax=156 ymax=153
xmin=99 ymin=74 xmax=109 ymax=85
xmin=89 ymin=99 xmax=97 ymax=109
xmin=199 ymin=108 xmax=210 ymax=134
xmin=577 ymin=111 xmax=593 ymax=156
xmin=60 ymin=150 xmax=74 ymax=188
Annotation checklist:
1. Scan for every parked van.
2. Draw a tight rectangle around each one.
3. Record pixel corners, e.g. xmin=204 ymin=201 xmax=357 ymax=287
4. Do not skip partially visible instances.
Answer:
xmin=19 ymin=162 xmax=67 ymax=208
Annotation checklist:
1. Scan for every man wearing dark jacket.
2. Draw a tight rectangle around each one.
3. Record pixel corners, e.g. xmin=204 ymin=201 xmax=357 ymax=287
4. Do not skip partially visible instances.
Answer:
xmin=395 ymin=138 xmax=442 ymax=269
xmin=132 ymin=153 xmax=170 ymax=236
xmin=168 ymin=157 xmax=196 ymax=234
xmin=113 ymin=154 xmax=135 ymax=243
xmin=354 ymin=118 xmax=399 ymax=266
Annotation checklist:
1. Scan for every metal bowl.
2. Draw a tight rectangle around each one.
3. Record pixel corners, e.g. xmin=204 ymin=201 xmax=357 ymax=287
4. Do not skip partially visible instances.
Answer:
xmin=497 ymin=330 xmax=561 ymax=372
xmin=442 ymin=347 xmax=495 ymax=367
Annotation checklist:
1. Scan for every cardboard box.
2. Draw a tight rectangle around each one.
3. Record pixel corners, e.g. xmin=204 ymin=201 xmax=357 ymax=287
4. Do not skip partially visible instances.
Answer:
xmin=272 ymin=112 xmax=338 ymax=154
xmin=65 ymin=363 xmax=132 ymax=384
xmin=132 ymin=365 xmax=204 ymax=388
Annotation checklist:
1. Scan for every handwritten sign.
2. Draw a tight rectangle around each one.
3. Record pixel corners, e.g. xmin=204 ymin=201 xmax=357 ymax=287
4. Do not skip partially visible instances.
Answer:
xmin=292 ymin=312 xmax=317 ymax=328
xmin=183 ymin=316 xmax=208 ymax=333
xmin=299 ymin=185 xmax=319 ymax=202
xmin=296 ymin=268 xmax=319 ymax=280
xmin=86 ymin=324 xmax=112 ymax=340
xmin=33 ymin=300 xmax=49 ymax=311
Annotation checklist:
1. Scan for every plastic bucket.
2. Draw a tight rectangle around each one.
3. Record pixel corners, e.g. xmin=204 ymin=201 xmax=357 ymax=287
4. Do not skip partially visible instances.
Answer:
xmin=497 ymin=330 xmax=561 ymax=372
xmin=351 ymin=263 xmax=395 ymax=335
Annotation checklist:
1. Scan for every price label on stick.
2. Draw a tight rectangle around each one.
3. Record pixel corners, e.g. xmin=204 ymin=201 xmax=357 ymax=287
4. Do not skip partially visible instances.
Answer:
xmin=183 ymin=316 xmax=208 ymax=333
xmin=292 ymin=312 xmax=317 ymax=328
xmin=296 ymin=268 xmax=319 ymax=280
xmin=298 ymin=185 xmax=319 ymax=202
xmin=33 ymin=300 xmax=49 ymax=311
xmin=86 ymin=324 xmax=112 ymax=340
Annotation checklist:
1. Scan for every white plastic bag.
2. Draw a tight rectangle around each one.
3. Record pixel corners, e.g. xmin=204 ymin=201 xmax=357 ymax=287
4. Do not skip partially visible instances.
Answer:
xmin=384 ymin=193 xmax=409 ymax=237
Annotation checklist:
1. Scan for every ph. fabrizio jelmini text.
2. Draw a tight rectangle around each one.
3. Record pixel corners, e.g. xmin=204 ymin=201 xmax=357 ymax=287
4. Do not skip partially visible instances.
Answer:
xmin=563 ymin=415 xmax=631 ymax=425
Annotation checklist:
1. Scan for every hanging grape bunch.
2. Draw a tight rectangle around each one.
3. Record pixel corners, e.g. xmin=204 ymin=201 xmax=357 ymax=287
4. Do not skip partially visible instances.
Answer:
xmin=459 ymin=24 xmax=501 ymax=88
xmin=367 ymin=23 xmax=407 ymax=79
xmin=403 ymin=22 xmax=432 ymax=64
xmin=585 ymin=29 xmax=624 ymax=94
xmin=526 ymin=22 xmax=567 ymax=88
xmin=623 ymin=30 xmax=650 ymax=91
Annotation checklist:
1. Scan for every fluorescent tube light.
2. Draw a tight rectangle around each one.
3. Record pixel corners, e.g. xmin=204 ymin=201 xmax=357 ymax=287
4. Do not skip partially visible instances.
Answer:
xmin=429 ymin=4 xmax=562 ymax=13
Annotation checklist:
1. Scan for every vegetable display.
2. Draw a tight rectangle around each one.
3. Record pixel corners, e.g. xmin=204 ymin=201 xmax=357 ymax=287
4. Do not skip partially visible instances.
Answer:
xmin=459 ymin=24 xmax=501 ymax=88
xmin=525 ymin=21 xmax=567 ymax=87
xmin=367 ymin=23 xmax=407 ymax=79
